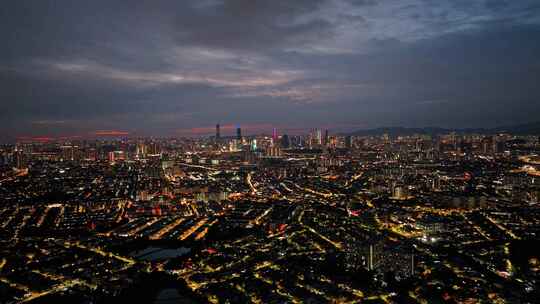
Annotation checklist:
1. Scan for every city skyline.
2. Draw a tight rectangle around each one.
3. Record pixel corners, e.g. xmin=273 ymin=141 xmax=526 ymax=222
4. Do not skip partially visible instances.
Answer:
xmin=6 ymin=120 xmax=540 ymax=145
xmin=2 ymin=2 xmax=540 ymax=303
xmin=2 ymin=0 xmax=540 ymax=142
xmin=2 ymin=130 xmax=540 ymax=303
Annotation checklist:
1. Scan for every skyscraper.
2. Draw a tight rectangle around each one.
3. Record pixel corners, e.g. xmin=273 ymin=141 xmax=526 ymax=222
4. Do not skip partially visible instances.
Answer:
xmin=15 ymin=150 xmax=26 ymax=170
xmin=345 ymin=136 xmax=353 ymax=149
xmin=324 ymin=129 xmax=329 ymax=146
xmin=108 ymin=151 xmax=115 ymax=164
xmin=236 ymin=126 xmax=242 ymax=141
xmin=251 ymin=139 xmax=257 ymax=151
xmin=136 ymin=142 xmax=147 ymax=159
xmin=281 ymin=134 xmax=290 ymax=149
xmin=216 ymin=124 xmax=220 ymax=140
xmin=316 ymin=129 xmax=322 ymax=145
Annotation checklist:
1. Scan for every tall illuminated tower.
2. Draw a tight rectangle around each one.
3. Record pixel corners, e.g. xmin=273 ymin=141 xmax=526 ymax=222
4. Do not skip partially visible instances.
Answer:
xmin=324 ymin=129 xmax=329 ymax=146
xmin=315 ymin=129 xmax=322 ymax=145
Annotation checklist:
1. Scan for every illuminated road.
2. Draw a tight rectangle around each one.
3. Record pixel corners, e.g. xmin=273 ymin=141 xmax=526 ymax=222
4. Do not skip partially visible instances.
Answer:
xmin=179 ymin=217 xmax=209 ymax=240
xmin=246 ymin=172 xmax=258 ymax=195
xmin=149 ymin=217 xmax=185 ymax=240
xmin=485 ymin=215 xmax=519 ymax=240
xmin=20 ymin=278 xmax=96 ymax=303
xmin=297 ymin=208 xmax=342 ymax=250
xmin=63 ymin=241 xmax=136 ymax=265
xmin=195 ymin=219 xmax=218 ymax=240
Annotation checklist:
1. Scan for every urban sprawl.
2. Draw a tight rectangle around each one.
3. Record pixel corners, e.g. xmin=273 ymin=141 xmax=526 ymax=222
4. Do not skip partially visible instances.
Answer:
xmin=1 ymin=127 xmax=539 ymax=303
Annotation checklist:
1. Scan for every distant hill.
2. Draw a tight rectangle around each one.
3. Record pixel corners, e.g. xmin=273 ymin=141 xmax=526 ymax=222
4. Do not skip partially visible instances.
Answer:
xmin=347 ymin=121 xmax=540 ymax=137
xmin=493 ymin=121 xmax=540 ymax=135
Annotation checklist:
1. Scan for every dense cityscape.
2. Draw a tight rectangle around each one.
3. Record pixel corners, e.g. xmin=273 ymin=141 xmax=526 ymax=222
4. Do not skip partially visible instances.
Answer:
xmin=3 ymin=1 xmax=540 ymax=303
xmin=1 ymin=126 xmax=539 ymax=303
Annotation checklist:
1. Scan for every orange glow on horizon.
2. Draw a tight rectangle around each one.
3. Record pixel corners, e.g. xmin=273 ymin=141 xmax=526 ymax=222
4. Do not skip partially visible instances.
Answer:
xmin=16 ymin=136 xmax=54 ymax=142
xmin=93 ymin=130 xmax=130 ymax=136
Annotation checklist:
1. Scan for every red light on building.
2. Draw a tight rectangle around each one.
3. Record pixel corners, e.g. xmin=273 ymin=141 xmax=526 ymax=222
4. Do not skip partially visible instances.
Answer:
xmin=206 ymin=248 xmax=217 ymax=254
xmin=108 ymin=151 xmax=115 ymax=163
xmin=152 ymin=206 xmax=162 ymax=216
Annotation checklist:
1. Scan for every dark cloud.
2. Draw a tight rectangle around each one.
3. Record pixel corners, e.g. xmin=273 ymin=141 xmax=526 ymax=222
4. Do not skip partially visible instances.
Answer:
xmin=173 ymin=0 xmax=333 ymax=50
xmin=1 ymin=0 xmax=539 ymax=140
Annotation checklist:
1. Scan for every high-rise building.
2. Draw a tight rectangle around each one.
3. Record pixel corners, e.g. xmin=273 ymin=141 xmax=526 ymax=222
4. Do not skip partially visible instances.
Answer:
xmin=324 ymin=129 xmax=329 ymax=146
xmin=61 ymin=145 xmax=74 ymax=161
xmin=216 ymin=124 xmax=221 ymax=141
xmin=434 ymin=136 xmax=442 ymax=152
xmin=281 ymin=134 xmax=290 ymax=149
xmin=251 ymin=139 xmax=257 ymax=151
xmin=266 ymin=146 xmax=282 ymax=157
xmin=108 ymin=151 xmax=115 ymax=164
xmin=136 ymin=142 xmax=147 ymax=159
xmin=315 ymin=129 xmax=322 ymax=145
xmin=15 ymin=150 xmax=27 ymax=170
xmin=493 ymin=140 xmax=505 ymax=154
xmin=148 ymin=142 xmax=161 ymax=155
xmin=236 ymin=126 xmax=242 ymax=141
xmin=382 ymin=133 xmax=390 ymax=143
xmin=345 ymin=136 xmax=353 ymax=149
xmin=481 ymin=137 xmax=492 ymax=154
xmin=272 ymin=128 xmax=278 ymax=145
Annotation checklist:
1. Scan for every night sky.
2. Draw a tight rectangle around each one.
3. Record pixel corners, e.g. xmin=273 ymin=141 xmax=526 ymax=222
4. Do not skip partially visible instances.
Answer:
xmin=2 ymin=0 xmax=540 ymax=140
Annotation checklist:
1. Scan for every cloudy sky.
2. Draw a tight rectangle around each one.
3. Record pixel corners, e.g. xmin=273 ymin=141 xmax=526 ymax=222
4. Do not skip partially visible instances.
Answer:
xmin=2 ymin=0 xmax=540 ymax=140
